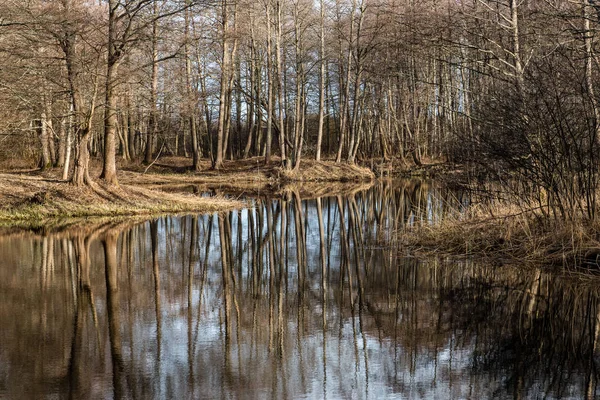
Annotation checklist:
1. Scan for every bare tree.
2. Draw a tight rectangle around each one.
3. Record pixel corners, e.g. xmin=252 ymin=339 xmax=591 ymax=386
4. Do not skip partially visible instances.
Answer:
xmin=315 ymin=0 xmax=326 ymax=161
xmin=214 ymin=0 xmax=236 ymax=170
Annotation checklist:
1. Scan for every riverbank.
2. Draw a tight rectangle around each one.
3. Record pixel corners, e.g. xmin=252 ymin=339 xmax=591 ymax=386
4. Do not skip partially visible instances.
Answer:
xmin=357 ymin=157 xmax=468 ymax=180
xmin=0 ymin=173 xmax=244 ymax=227
xmin=122 ymin=156 xmax=375 ymax=185
xmin=398 ymin=204 xmax=600 ymax=271
xmin=0 ymin=156 xmax=375 ymax=226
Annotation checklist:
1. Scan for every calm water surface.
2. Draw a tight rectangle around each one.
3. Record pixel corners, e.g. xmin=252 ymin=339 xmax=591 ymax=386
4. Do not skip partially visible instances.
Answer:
xmin=0 ymin=180 xmax=598 ymax=399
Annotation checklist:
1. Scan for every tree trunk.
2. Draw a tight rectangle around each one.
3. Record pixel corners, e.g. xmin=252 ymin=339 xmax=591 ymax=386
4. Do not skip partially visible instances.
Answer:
xmin=46 ymin=95 xmax=57 ymax=166
xmin=39 ymin=101 xmax=52 ymax=170
xmin=214 ymin=0 xmax=231 ymax=170
xmin=316 ymin=0 xmax=326 ymax=161
xmin=56 ymin=110 xmax=67 ymax=168
xmin=276 ymin=0 xmax=287 ymax=168
xmin=57 ymin=0 xmax=95 ymax=186
xmin=347 ymin=2 xmax=365 ymax=164
xmin=265 ymin=0 xmax=273 ymax=165
xmin=185 ymin=1 xmax=201 ymax=170
xmin=511 ymin=0 xmax=524 ymax=94
xmin=72 ymin=133 xmax=92 ymax=186
xmin=335 ymin=0 xmax=356 ymax=163
xmin=292 ymin=0 xmax=305 ymax=170
xmin=62 ymin=106 xmax=73 ymax=180
xmin=119 ymin=99 xmax=131 ymax=161
xmin=584 ymin=0 xmax=600 ymax=146
xmin=145 ymin=1 xmax=159 ymax=166
xmin=584 ymin=0 xmax=600 ymax=217
xmin=101 ymin=60 xmax=119 ymax=185
xmin=100 ymin=0 xmax=120 ymax=185
xmin=243 ymin=27 xmax=256 ymax=158
xmin=126 ymin=90 xmax=136 ymax=159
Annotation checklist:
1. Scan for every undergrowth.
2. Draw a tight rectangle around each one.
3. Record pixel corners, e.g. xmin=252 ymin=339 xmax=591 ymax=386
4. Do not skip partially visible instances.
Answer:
xmin=398 ymin=202 xmax=600 ymax=269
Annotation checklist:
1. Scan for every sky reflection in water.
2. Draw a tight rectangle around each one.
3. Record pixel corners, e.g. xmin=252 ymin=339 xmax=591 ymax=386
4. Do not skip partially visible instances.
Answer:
xmin=0 ymin=180 xmax=598 ymax=399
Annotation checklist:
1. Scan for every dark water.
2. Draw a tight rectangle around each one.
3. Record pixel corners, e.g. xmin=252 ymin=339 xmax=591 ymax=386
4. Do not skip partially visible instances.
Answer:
xmin=1 ymin=180 xmax=599 ymax=399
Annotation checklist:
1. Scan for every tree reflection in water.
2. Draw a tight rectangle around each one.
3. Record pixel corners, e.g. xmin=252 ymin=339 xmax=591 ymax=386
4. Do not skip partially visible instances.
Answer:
xmin=0 ymin=180 xmax=599 ymax=399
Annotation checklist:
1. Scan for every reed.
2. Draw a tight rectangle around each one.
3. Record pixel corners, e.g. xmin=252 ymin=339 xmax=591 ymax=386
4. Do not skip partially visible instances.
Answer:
xmin=399 ymin=201 xmax=600 ymax=270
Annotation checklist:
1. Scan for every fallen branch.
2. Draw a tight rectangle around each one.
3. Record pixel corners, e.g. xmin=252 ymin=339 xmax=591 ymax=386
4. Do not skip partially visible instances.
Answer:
xmin=143 ymin=142 xmax=166 ymax=175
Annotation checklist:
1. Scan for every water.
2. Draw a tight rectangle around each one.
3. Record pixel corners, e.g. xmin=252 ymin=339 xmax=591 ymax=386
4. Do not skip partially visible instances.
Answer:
xmin=0 ymin=180 xmax=598 ymax=399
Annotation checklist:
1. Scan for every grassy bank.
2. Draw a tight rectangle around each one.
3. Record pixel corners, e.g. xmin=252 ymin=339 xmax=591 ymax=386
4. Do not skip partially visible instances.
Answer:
xmin=122 ymin=156 xmax=375 ymax=186
xmin=0 ymin=172 xmax=244 ymax=226
xmin=0 ymin=156 xmax=374 ymax=226
xmin=399 ymin=203 xmax=600 ymax=270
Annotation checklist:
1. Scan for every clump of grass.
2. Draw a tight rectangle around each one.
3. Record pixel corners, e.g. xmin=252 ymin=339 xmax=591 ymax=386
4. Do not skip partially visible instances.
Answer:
xmin=277 ymin=159 xmax=375 ymax=182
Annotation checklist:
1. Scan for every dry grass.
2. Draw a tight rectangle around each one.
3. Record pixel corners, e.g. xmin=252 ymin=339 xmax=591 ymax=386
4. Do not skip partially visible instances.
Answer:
xmin=121 ymin=156 xmax=274 ymax=186
xmin=276 ymin=159 xmax=375 ymax=182
xmin=355 ymin=156 xmax=467 ymax=180
xmin=123 ymin=156 xmax=374 ymax=186
xmin=117 ymin=156 xmax=375 ymax=199
xmin=399 ymin=202 xmax=600 ymax=269
xmin=0 ymin=156 xmax=375 ymax=226
xmin=0 ymin=172 xmax=244 ymax=226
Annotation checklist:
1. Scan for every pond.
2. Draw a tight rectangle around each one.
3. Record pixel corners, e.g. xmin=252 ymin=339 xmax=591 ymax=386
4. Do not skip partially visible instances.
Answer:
xmin=0 ymin=180 xmax=598 ymax=399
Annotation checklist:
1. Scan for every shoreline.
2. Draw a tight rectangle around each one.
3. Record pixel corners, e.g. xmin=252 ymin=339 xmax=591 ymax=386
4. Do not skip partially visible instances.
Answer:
xmin=0 ymin=157 xmax=375 ymax=226
xmin=0 ymin=175 xmax=246 ymax=229
xmin=2 ymin=157 xmax=600 ymax=274
xmin=398 ymin=205 xmax=600 ymax=272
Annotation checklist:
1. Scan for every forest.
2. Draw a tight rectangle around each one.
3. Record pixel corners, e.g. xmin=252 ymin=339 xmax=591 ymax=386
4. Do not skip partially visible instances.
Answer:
xmin=6 ymin=2 xmax=600 ymax=398
xmin=0 ymin=1 xmax=599 ymax=230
